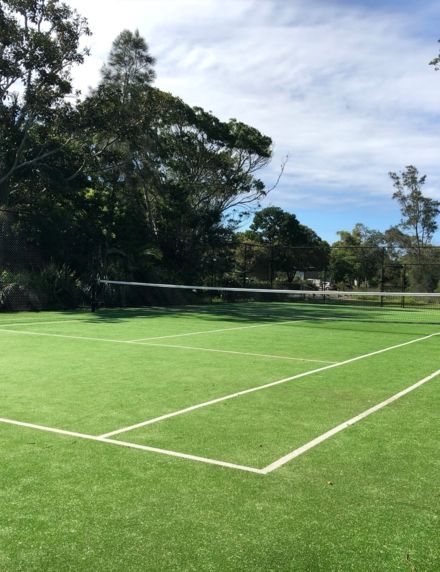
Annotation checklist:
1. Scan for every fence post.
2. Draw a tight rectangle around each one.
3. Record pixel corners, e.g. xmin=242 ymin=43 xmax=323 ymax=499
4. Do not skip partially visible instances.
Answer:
xmin=401 ymin=264 xmax=407 ymax=307
xmin=269 ymin=245 xmax=274 ymax=288
xmin=380 ymin=247 xmax=385 ymax=306
xmin=242 ymin=244 xmax=248 ymax=288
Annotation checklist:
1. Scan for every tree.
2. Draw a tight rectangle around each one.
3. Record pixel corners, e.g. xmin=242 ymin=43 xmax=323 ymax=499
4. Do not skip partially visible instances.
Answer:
xmin=0 ymin=0 xmax=90 ymax=203
xmin=249 ymin=207 xmax=323 ymax=245
xmin=74 ymin=30 xmax=273 ymax=282
xmin=71 ymin=29 xmax=159 ymax=277
xmin=330 ymin=224 xmax=386 ymax=288
xmin=2 ymin=23 xmax=274 ymax=294
xmin=144 ymin=97 xmax=272 ymax=280
xmin=389 ymin=165 xmax=440 ymax=261
xmin=246 ymin=207 xmax=329 ymax=284
xmin=101 ymin=29 xmax=156 ymax=96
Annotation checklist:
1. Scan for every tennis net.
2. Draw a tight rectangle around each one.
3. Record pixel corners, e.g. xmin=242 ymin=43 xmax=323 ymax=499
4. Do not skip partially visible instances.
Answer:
xmin=97 ymin=280 xmax=440 ymax=325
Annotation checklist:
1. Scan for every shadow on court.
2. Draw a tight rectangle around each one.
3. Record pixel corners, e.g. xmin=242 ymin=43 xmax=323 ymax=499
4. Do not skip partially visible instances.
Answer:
xmin=40 ymin=298 xmax=440 ymax=338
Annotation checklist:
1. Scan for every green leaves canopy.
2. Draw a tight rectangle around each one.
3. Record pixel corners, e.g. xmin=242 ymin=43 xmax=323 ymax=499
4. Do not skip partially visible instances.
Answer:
xmin=0 ymin=0 xmax=90 ymax=200
xmin=4 ymin=22 xmax=273 ymax=284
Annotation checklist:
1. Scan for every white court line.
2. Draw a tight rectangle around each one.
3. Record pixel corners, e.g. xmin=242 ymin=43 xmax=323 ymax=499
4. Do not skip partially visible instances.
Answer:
xmin=0 ymin=417 xmax=262 ymax=475
xmin=135 ymin=342 xmax=335 ymax=364
xmin=0 ymin=325 xmax=325 ymax=363
xmin=2 ymin=367 xmax=439 ymax=475
xmin=261 ymin=367 xmax=440 ymax=474
xmin=127 ymin=319 xmax=304 ymax=342
xmin=0 ymin=328 xmax=142 ymax=345
xmin=99 ymin=332 xmax=440 ymax=438
xmin=0 ymin=318 xmax=305 ymax=345
xmin=0 ymin=319 xmax=81 ymax=328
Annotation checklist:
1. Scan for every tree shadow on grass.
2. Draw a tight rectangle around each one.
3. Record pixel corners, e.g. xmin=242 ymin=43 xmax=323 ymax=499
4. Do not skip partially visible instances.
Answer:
xmin=60 ymin=298 xmax=440 ymax=338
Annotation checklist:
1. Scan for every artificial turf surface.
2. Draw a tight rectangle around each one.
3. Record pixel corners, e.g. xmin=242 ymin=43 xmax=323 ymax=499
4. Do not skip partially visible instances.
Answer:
xmin=1 ymin=303 xmax=439 ymax=570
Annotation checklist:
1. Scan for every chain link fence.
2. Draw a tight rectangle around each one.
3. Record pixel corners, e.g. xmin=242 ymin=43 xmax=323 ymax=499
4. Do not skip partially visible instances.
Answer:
xmin=207 ymin=242 xmax=440 ymax=293
xmin=2 ymin=214 xmax=440 ymax=312
xmin=0 ymin=210 xmax=89 ymax=311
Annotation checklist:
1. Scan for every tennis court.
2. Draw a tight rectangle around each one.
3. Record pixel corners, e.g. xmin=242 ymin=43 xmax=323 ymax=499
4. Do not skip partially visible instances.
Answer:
xmin=2 ymin=289 xmax=440 ymax=570
xmin=2 ymin=289 xmax=440 ymax=474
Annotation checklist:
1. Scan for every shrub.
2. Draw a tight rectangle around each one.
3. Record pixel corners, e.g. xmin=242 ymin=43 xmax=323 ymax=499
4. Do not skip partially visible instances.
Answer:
xmin=0 ymin=265 xmax=87 ymax=311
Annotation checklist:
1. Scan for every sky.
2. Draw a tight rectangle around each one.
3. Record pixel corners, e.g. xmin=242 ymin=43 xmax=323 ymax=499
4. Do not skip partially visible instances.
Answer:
xmin=66 ymin=0 xmax=440 ymax=243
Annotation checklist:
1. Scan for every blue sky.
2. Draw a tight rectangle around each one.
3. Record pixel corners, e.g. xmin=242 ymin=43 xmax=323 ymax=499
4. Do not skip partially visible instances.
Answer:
xmin=67 ymin=0 xmax=440 ymax=244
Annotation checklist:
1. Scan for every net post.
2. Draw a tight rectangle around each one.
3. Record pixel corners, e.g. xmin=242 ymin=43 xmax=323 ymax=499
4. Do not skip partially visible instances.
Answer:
xmin=90 ymin=275 xmax=100 ymax=313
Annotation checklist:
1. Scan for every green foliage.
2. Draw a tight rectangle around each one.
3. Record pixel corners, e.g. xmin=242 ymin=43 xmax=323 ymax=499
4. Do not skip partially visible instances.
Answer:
xmin=330 ymin=224 xmax=386 ymax=288
xmin=0 ymin=264 xmax=85 ymax=310
xmin=73 ymin=30 xmax=273 ymax=282
xmin=101 ymin=29 xmax=156 ymax=93
xmin=389 ymin=165 xmax=440 ymax=258
xmin=382 ymin=166 xmax=440 ymax=291
xmin=34 ymin=263 xmax=85 ymax=308
xmin=1 ymin=19 xmax=274 ymax=289
xmin=0 ymin=0 xmax=90 ymax=200
xmin=77 ymin=44 xmax=272 ymax=280
xmin=246 ymin=207 xmax=329 ymax=283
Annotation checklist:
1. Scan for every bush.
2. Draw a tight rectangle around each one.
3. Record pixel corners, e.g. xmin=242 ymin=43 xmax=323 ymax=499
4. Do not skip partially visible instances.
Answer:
xmin=33 ymin=264 xmax=86 ymax=309
xmin=0 ymin=282 xmax=41 ymax=311
xmin=0 ymin=265 xmax=87 ymax=311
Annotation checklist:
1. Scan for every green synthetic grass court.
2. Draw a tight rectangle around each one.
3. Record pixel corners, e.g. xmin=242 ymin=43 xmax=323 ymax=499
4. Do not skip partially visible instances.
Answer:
xmin=1 ymin=302 xmax=440 ymax=570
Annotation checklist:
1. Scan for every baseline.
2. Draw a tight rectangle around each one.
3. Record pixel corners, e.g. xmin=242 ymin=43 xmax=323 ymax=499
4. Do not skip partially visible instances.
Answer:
xmin=100 ymin=332 xmax=440 ymax=438
xmin=0 ymin=417 xmax=262 ymax=475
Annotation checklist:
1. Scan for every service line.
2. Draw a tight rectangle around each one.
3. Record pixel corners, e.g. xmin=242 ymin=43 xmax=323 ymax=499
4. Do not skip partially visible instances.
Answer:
xmin=0 ymin=323 xmax=325 ymax=364
xmin=137 ymin=342 xmax=335 ymax=364
xmin=127 ymin=318 xmax=304 ymax=342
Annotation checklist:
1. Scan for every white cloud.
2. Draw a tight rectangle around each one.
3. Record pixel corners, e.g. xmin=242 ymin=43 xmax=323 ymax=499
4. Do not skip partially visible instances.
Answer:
xmin=66 ymin=0 xmax=440 ymax=235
